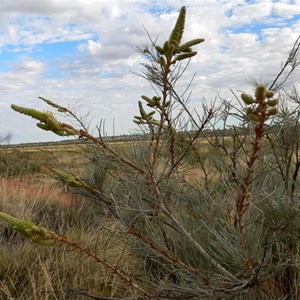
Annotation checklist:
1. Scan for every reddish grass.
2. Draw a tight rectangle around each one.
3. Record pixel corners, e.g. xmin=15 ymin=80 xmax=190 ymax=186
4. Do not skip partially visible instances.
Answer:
xmin=0 ymin=177 xmax=74 ymax=206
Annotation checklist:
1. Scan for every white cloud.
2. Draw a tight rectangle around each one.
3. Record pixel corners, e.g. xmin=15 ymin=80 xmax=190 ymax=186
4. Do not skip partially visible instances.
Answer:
xmin=274 ymin=2 xmax=300 ymax=16
xmin=0 ymin=58 xmax=45 ymax=93
xmin=0 ymin=0 xmax=299 ymax=143
xmin=229 ymin=2 xmax=273 ymax=25
xmin=78 ymin=39 xmax=102 ymax=55
xmin=11 ymin=58 xmax=45 ymax=76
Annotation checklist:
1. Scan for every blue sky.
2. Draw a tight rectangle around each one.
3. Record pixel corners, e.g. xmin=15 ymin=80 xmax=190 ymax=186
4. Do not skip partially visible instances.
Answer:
xmin=0 ymin=0 xmax=300 ymax=144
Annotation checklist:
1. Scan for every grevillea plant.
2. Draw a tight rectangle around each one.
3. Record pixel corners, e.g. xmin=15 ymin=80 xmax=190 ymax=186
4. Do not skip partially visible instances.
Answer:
xmin=5 ymin=6 xmax=300 ymax=299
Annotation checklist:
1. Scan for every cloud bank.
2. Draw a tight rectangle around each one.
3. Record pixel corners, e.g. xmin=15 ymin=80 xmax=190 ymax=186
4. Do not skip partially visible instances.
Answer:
xmin=0 ymin=0 xmax=299 ymax=143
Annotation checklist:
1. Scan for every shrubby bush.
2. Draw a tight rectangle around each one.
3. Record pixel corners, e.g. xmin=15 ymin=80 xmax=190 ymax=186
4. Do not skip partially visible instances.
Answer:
xmin=4 ymin=6 xmax=300 ymax=299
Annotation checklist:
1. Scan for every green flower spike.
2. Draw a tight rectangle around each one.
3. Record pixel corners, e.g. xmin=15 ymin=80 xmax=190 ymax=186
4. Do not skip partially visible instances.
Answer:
xmin=175 ymin=51 xmax=197 ymax=61
xmin=178 ymin=38 xmax=205 ymax=52
xmin=51 ymin=168 xmax=89 ymax=188
xmin=38 ymin=97 xmax=69 ymax=113
xmin=169 ymin=6 xmax=186 ymax=47
xmin=11 ymin=105 xmax=47 ymax=123
xmin=11 ymin=104 xmax=79 ymax=137
xmin=0 ymin=212 xmax=62 ymax=246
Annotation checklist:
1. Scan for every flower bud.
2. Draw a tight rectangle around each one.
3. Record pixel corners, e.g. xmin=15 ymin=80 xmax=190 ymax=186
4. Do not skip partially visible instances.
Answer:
xmin=182 ymin=47 xmax=193 ymax=53
xmin=163 ymin=41 xmax=169 ymax=53
xmin=165 ymin=100 xmax=171 ymax=107
xmin=267 ymin=108 xmax=278 ymax=116
xmin=155 ymin=45 xmax=165 ymax=55
xmin=246 ymin=107 xmax=254 ymax=115
xmin=265 ymin=90 xmax=275 ymax=98
xmin=167 ymin=43 xmax=175 ymax=57
xmin=138 ymin=101 xmax=147 ymax=118
xmin=159 ymin=56 xmax=166 ymax=67
xmin=141 ymin=95 xmax=152 ymax=102
xmin=247 ymin=113 xmax=260 ymax=122
xmin=241 ymin=93 xmax=255 ymax=105
xmin=267 ymin=99 xmax=279 ymax=107
xmin=175 ymin=51 xmax=197 ymax=61
xmin=255 ymin=84 xmax=266 ymax=102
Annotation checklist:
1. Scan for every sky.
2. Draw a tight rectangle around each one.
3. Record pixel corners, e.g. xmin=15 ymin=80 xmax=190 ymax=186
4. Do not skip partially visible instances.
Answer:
xmin=0 ymin=0 xmax=300 ymax=144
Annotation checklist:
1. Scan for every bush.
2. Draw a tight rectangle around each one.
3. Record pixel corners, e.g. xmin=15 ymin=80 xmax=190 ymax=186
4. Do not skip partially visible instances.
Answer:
xmin=6 ymin=6 xmax=300 ymax=299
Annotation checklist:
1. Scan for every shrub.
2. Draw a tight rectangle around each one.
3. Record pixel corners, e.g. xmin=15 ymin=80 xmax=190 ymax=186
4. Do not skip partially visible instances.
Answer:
xmin=5 ymin=6 xmax=300 ymax=299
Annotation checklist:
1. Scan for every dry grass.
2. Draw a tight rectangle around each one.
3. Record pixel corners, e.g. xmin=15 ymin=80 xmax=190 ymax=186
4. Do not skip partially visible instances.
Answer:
xmin=0 ymin=174 xmax=142 ymax=299
xmin=0 ymin=143 xmax=88 ymax=177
